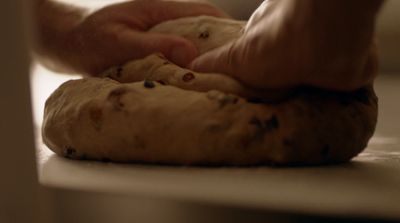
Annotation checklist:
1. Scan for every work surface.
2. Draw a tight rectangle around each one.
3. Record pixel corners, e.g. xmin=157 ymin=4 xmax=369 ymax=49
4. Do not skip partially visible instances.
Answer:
xmin=32 ymin=65 xmax=400 ymax=222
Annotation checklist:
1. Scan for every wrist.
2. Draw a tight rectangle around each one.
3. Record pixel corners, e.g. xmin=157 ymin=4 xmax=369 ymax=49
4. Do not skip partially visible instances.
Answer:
xmin=33 ymin=0 xmax=88 ymax=73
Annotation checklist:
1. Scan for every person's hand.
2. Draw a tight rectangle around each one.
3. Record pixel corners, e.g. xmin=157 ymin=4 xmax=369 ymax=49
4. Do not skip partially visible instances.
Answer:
xmin=190 ymin=0 xmax=382 ymax=91
xmin=44 ymin=0 xmax=228 ymax=75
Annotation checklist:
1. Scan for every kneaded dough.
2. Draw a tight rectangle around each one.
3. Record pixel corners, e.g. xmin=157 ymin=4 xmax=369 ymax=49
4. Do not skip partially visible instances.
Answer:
xmin=150 ymin=16 xmax=245 ymax=54
xmin=102 ymin=16 xmax=288 ymax=101
xmin=102 ymin=54 xmax=290 ymax=101
xmin=42 ymin=16 xmax=378 ymax=166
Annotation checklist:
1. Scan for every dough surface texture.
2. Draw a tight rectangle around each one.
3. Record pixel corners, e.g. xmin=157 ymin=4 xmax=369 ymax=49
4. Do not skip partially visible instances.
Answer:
xmin=42 ymin=16 xmax=378 ymax=166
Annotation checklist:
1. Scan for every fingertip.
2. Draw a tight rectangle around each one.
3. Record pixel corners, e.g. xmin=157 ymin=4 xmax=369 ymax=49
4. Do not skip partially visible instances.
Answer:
xmin=137 ymin=33 xmax=199 ymax=67
xmin=189 ymin=48 xmax=224 ymax=73
xmin=168 ymin=40 xmax=199 ymax=67
xmin=189 ymin=56 xmax=206 ymax=72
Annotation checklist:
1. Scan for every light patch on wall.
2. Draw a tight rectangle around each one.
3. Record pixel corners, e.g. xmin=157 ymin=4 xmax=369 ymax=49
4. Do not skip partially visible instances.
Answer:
xmin=30 ymin=63 xmax=80 ymax=129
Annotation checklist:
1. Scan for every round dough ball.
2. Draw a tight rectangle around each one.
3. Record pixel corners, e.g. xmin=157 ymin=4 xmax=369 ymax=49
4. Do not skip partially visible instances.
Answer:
xmin=43 ymin=78 xmax=377 ymax=165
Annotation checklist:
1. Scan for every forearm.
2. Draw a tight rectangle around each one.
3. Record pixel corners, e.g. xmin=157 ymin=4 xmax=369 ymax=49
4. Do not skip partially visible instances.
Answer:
xmin=33 ymin=0 xmax=87 ymax=73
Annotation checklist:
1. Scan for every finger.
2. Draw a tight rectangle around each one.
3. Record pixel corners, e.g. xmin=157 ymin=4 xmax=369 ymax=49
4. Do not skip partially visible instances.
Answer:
xmin=189 ymin=40 xmax=241 ymax=76
xmin=121 ymin=31 xmax=199 ymax=67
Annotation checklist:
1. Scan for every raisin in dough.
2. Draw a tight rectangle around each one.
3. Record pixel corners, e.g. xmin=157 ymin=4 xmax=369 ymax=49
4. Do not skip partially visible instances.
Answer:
xmin=42 ymin=16 xmax=378 ymax=165
xmin=102 ymin=54 xmax=290 ymax=101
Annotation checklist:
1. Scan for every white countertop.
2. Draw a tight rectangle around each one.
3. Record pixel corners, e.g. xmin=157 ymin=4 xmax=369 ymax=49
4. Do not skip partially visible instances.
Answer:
xmin=31 ymin=64 xmax=400 ymax=222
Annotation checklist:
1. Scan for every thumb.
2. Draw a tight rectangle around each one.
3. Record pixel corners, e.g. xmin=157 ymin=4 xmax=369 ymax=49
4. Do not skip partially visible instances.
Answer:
xmin=189 ymin=40 xmax=241 ymax=76
xmin=127 ymin=32 xmax=199 ymax=67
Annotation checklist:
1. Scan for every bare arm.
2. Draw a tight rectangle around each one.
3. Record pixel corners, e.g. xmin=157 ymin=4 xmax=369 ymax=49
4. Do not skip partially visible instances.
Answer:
xmin=191 ymin=0 xmax=385 ymax=91
xmin=32 ymin=0 xmax=228 ymax=75
xmin=33 ymin=0 xmax=87 ymax=73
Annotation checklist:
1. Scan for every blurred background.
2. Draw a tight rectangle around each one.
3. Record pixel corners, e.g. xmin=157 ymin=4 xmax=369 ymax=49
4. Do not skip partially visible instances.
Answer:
xmin=376 ymin=0 xmax=400 ymax=72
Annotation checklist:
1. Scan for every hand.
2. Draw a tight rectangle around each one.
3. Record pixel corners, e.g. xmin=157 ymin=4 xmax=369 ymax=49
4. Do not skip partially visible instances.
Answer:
xmin=190 ymin=0 xmax=382 ymax=91
xmin=40 ymin=0 xmax=228 ymax=75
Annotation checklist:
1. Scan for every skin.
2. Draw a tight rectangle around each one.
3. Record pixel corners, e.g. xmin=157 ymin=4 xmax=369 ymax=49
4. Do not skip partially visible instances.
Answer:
xmin=35 ymin=0 xmax=384 ymax=91
xmin=33 ymin=0 xmax=228 ymax=75
xmin=191 ymin=0 xmax=385 ymax=91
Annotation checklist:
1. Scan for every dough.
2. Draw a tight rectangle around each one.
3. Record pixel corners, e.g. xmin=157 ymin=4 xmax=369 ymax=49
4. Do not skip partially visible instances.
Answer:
xmin=42 ymin=16 xmax=378 ymax=165
xmin=150 ymin=16 xmax=245 ymax=54
xmin=102 ymin=16 xmax=288 ymax=101
xmin=101 ymin=54 xmax=290 ymax=101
